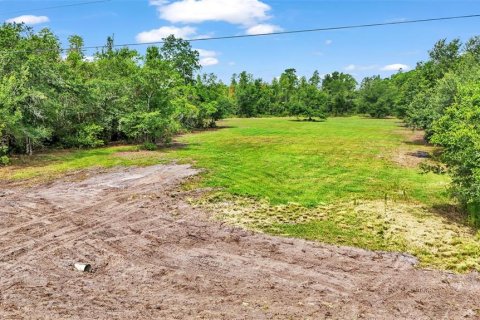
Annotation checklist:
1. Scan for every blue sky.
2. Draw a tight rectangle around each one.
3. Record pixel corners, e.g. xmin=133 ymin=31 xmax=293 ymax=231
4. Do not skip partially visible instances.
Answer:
xmin=2 ymin=0 xmax=480 ymax=82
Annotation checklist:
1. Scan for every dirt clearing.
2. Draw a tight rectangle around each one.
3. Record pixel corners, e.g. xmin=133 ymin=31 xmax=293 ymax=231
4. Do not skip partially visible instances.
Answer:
xmin=0 ymin=165 xmax=479 ymax=319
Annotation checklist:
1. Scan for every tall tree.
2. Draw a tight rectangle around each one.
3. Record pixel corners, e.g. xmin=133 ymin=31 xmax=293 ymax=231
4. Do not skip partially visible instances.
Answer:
xmin=161 ymin=35 xmax=200 ymax=84
xmin=235 ymin=72 xmax=257 ymax=117
xmin=322 ymin=72 xmax=357 ymax=116
xmin=357 ymin=76 xmax=398 ymax=118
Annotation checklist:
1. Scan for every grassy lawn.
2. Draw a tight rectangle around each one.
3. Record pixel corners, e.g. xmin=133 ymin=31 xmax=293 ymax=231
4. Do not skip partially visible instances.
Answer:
xmin=2 ymin=117 xmax=479 ymax=272
xmin=167 ymin=117 xmax=448 ymax=206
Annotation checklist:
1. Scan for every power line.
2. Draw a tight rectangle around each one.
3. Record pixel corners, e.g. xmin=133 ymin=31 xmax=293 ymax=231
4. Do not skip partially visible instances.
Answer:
xmin=1 ymin=13 xmax=479 ymax=55
xmin=96 ymin=13 xmax=480 ymax=49
xmin=1 ymin=0 xmax=112 ymax=16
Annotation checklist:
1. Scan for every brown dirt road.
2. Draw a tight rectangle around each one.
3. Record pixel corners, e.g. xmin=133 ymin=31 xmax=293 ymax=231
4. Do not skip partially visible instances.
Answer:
xmin=0 ymin=164 xmax=479 ymax=319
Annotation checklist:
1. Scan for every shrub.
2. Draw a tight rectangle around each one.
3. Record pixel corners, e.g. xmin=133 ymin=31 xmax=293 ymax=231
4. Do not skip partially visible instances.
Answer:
xmin=0 ymin=155 xmax=9 ymax=166
xmin=120 ymin=111 xmax=178 ymax=144
xmin=140 ymin=142 xmax=157 ymax=151
xmin=0 ymin=146 xmax=9 ymax=166
xmin=77 ymin=124 xmax=105 ymax=148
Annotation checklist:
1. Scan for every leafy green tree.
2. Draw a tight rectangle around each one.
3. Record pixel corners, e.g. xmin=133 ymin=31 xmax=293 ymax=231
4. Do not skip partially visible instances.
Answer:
xmin=161 ymin=35 xmax=200 ymax=84
xmin=191 ymin=73 xmax=230 ymax=128
xmin=431 ymin=72 xmax=480 ymax=224
xmin=322 ymin=72 xmax=357 ymax=116
xmin=90 ymin=43 xmax=140 ymax=143
xmin=358 ymin=76 xmax=398 ymax=118
xmin=118 ymin=46 xmax=180 ymax=144
xmin=278 ymin=68 xmax=298 ymax=110
xmin=309 ymin=70 xmax=321 ymax=87
xmin=120 ymin=111 xmax=178 ymax=144
xmin=0 ymin=25 xmax=61 ymax=155
xmin=0 ymin=73 xmax=23 ymax=164
xmin=291 ymin=75 xmax=327 ymax=120
xmin=465 ymin=36 xmax=480 ymax=61
xmin=269 ymin=77 xmax=283 ymax=115
xmin=390 ymin=69 xmax=425 ymax=118
xmin=66 ymin=35 xmax=85 ymax=64
xmin=429 ymin=38 xmax=462 ymax=75
xmin=0 ymin=24 xmax=230 ymax=159
xmin=235 ymin=71 xmax=257 ymax=117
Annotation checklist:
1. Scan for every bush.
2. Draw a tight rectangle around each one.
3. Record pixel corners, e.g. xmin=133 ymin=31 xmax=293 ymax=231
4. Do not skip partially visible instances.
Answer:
xmin=77 ymin=124 xmax=105 ymax=148
xmin=0 ymin=146 xmax=9 ymax=166
xmin=0 ymin=155 xmax=9 ymax=166
xmin=140 ymin=142 xmax=157 ymax=151
xmin=120 ymin=111 xmax=178 ymax=144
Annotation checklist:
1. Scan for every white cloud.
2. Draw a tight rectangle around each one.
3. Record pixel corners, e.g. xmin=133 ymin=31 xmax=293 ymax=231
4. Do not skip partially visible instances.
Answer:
xmin=345 ymin=64 xmax=410 ymax=73
xmin=136 ymin=26 xmax=198 ymax=43
xmin=325 ymin=39 xmax=333 ymax=45
xmin=344 ymin=64 xmax=356 ymax=72
xmin=150 ymin=0 xmax=272 ymax=26
xmin=344 ymin=64 xmax=378 ymax=72
xmin=196 ymin=48 xmax=216 ymax=57
xmin=200 ymin=57 xmax=219 ymax=66
xmin=245 ymin=23 xmax=282 ymax=35
xmin=196 ymin=48 xmax=219 ymax=66
xmin=6 ymin=15 xmax=49 ymax=25
xmin=149 ymin=0 xmax=169 ymax=5
xmin=381 ymin=63 xmax=410 ymax=71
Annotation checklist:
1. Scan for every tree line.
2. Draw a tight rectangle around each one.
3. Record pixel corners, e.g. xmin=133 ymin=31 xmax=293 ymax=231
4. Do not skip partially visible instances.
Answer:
xmin=230 ymin=69 xmax=357 ymax=119
xmin=360 ymin=37 xmax=480 ymax=224
xmin=0 ymin=23 xmax=361 ymax=161
xmin=0 ymin=23 xmax=233 ymax=161
xmin=1 ymin=23 xmax=479 ymax=223
xmin=221 ymin=36 xmax=480 ymax=223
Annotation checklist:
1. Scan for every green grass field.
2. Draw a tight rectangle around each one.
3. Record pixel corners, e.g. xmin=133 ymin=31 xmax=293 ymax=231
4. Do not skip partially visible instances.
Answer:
xmin=2 ymin=117 xmax=479 ymax=272
xmin=167 ymin=117 xmax=448 ymax=206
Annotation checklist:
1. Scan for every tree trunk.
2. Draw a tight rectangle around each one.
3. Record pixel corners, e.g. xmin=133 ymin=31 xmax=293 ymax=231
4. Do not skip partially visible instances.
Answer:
xmin=26 ymin=137 xmax=33 ymax=156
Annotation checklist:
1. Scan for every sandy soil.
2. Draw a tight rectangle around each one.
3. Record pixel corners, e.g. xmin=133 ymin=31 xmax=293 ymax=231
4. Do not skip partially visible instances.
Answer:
xmin=0 ymin=164 xmax=479 ymax=319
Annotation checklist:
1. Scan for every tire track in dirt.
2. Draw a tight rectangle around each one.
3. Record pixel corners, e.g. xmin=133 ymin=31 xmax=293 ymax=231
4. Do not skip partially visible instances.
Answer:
xmin=0 ymin=164 xmax=479 ymax=319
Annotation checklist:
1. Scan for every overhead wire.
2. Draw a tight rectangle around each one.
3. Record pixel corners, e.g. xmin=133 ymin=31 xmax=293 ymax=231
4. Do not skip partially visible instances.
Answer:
xmin=0 ymin=13 xmax=479 ymax=55
xmin=100 ymin=13 xmax=480 ymax=48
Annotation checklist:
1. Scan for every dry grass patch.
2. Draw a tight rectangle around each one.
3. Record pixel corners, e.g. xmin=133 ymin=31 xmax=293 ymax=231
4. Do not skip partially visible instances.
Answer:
xmin=194 ymin=192 xmax=480 ymax=273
